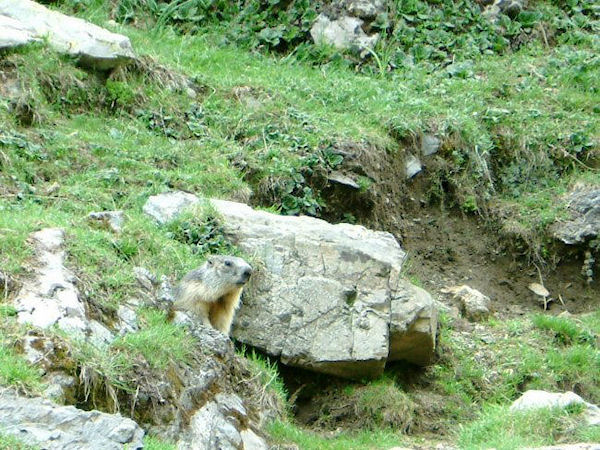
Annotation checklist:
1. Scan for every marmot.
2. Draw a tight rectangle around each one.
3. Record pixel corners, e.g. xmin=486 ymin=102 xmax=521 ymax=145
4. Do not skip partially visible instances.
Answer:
xmin=173 ymin=255 xmax=252 ymax=335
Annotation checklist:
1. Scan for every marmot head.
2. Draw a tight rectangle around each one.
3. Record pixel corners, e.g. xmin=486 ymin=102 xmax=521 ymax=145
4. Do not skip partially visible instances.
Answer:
xmin=206 ymin=255 xmax=252 ymax=286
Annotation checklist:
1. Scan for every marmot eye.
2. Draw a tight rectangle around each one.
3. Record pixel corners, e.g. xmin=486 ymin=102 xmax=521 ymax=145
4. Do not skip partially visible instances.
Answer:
xmin=224 ymin=260 xmax=232 ymax=267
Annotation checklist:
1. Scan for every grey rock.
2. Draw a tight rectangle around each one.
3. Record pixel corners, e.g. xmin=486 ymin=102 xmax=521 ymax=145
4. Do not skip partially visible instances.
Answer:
xmin=328 ymin=171 xmax=361 ymax=190
xmin=210 ymin=199 xmax=437 ymax=379
xmin=141 ymin=192 xmax=437 ymax=378
xmin=441 ymin=285 xmax=492 ymax=322
xmin=87 ymin=210 xmax=124 ymax=233
xmin=342 ymin=0 xmax=384 ymax=19
xmin=143 ymin=191 xmax=200 ymax=224
xmin=133 ymin=266 xmax=157 ymax=291
xmin=215 ymin=392 xmax=248 ymax=424
xmin=389 ymin=280 xmax=438 ymax=365
xmin=177 ymin=391 xmax=266 ymax=450
xmin=177 ymin=401 xmax=241 ymax=450
xmin=0 ymin=15 xmax=35 ymax=48
xmin=117 ymin=305 xmax=138 ymax=335
xmin=553 ymin=186 xmax=600 ymax=245
xmin=14 ymin=228 xmax=114 ymax=344
xmin=43 ymin=372 xmax=78 ymax=404
xmin=22 ymin=334 xmax=54 ymax=368
xmin=511 ymin=390 xmax=600 ymax=426
xmin=310 ymin=14 xmax=379 ymax=54
xmin=405 ymin=153 xmax=422 ymax=178
xmin=0 ymin=389 xmax=144 ymax=449
xmin=158 ymin=275 xmax=175 ymax=303
xmin=88 ymin=319 xmax=115 ymax=345
xmin=483 ymin=0 xmax=526 ymax=21
xmin=0 ymin=0 xmax=135 ymax=69
xmin=241 ymin=429 xmax=269 ymax=450
xmin=173 ymin=310 xmax=195 ymax=327
xmin=421 ymin=134 xmax=441 ymax=156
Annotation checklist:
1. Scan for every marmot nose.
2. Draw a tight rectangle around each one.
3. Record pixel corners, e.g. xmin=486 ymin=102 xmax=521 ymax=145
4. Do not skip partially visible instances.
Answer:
xmin=241 ymin=267 xmax=252 ymax=281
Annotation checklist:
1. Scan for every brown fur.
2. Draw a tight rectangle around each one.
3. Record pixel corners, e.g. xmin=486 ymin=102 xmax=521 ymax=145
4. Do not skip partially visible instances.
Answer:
xmin=174 ymin=255 xmax=251 ymax=335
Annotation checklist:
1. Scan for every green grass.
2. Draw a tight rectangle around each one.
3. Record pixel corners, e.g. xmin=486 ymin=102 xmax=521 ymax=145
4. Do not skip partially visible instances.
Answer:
xmin=427 ymin=312 xmax=600 ymax=432
xmin=0 ymin=333 xmax=43 ymax=392
xmin=457 ymin=405 xmax=587 ymax=449
xmin=238 ymin=346 xmax=288 ymax=410
xmin=0 ymin=317 xmax=43 ymax=394
xmin=114 ymin=309 xmax=194 ymax=370
xmin=0 ymin=0 xmax=599 ymax=447
xmin=0 ymin=433 xmax=38 ymax=450
xmin=268 ymin=420 xmax=406 ymax=450
xmin=143 ymin=435 xmax=177 ymax=450
xmin=533 ymin=314 xmax=596 ymax=345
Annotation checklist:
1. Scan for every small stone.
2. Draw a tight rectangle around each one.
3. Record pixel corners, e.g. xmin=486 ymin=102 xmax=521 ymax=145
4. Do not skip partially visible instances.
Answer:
xmin=87 ymin=210 xmax=124 ymax=233
xmin=133 ymin=267 xmax=157 ymax=291
xmin=310 ymin=14 xmax=379 ymax=54
xmin=441 ymin=285 xmax=492 ymax=322
xmin=328 ymin=171 xmax=361 ymax=189
xmin=405 ymin=154 xmax=422 ymax=179
xmin=421 ymin=134 xmax=441 ymax=156
xmin=240 ymin=429 xmax=269 ymax=450
xmin=117 ymin=305 xmax=138 ymax=335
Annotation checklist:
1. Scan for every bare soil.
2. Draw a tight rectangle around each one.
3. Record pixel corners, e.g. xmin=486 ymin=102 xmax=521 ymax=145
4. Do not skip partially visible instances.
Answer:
xmin=401 ymin=206 xmax=599 ymax=318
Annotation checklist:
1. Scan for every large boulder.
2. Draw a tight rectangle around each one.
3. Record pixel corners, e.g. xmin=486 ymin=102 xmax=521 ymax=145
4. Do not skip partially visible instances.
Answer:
xmin=0 ymin=389 xmax=144 ymax=450
xmin=0 ymin=0 xmax=135 ymax=69
xmin=143 ymin=192 xmax=438 ymax=379
xmin=210 ymin=200 xmax=430 ymax=379
xmin=0 ymin=15 xmax=36 ymax=48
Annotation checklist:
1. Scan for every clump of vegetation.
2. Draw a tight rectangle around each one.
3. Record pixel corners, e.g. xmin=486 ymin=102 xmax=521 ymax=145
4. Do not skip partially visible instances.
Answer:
xmin=143 ymin=435 xmax=177 ymax=450
xmin=533 ymin=314 xmax=596 ymax=345
xmin=457 ymin=404 xmax=594 ymax=450
xmin=114 ymin=309 xmax=194 ymax=370
xmin=0 ymin=337 xmax=43 ymax=394
xmin=0 ymin=433 xmax=39 ymax=450
xmin=237 ymin=346 xmax=288 ymax=418
xmin=165 ymin=206 xmax=237 ymax=256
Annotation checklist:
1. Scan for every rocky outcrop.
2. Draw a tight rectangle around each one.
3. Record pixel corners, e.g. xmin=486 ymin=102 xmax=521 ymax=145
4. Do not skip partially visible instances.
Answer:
xmin=14 ymin=228 xmax=114 ymax=345
xmin=143 ymin=192 xmax=438 ymax=379
xmin=143 ymin=322 xmax=275 ymax=449
xmin=310 ymin=0 xmax=384 ymax=54
xmin=0 ymin=0 xmax=135 ymax=69
xmin=510 ymin=390 xmax=600 ymax=426
xmin=143 ymin=190 xmax=200 ymax=224
xmin=177 ymin=392 xmax=268 ymax=450
xmin=0 ymin=389 xmax=144 ymax=450
xmin=552 ymin=186 xmax=600 ymax=245
xmin=310 ymin=14 xmax=379 ymax=54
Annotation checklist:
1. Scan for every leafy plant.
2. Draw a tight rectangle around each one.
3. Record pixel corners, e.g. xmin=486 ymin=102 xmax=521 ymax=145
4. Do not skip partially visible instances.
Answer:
xmin=165 ymin=207 xmax=236 ymax=255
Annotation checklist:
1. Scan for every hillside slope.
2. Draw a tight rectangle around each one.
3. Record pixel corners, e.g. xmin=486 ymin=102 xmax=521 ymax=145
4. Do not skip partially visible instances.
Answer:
xmin=1 ymin=0 xmax=599 ymax=448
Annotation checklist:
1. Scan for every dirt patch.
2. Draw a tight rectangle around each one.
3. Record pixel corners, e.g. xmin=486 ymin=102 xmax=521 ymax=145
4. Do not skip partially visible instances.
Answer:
xmin=400 ymin=204 xmax=599 ymax=317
